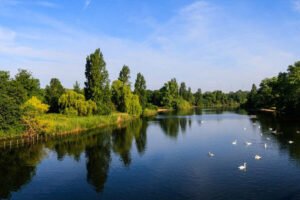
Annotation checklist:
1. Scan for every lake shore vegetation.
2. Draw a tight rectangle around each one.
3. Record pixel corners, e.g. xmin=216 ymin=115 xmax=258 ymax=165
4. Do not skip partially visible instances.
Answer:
xmin=0 ymin=48 xmax=263 ymax=138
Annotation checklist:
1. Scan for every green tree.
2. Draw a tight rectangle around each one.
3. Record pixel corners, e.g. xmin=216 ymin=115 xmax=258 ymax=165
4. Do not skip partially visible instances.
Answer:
xmin=15 ymin=69 xmax=41 ymax=100
xmin=118 ymin=65 xmax=131 ymax=86
xmin=179 ymin=82 xmax=187 ymax=99
xmin=194 ymin=88 xmax=203 ymax=106
xmin=58 ymin=90 xmax=97 ymax=116
xmin=186 ymin=87 xmax=195 ymax=105
xmin=0 ymin=71 xmax=26 ymax=131
xmin=45 ymin=78 xmax=65 ymax=113
xmin=111 ymin=80 xmax=142 ymax=116
xmin=73 ymin=81 xmax=82 ymax=94
xmin=245 ymin=84 xmax=258 ymax=109
xmin=84 ymin=48 xmax=111 ymax=114
xmin=134 ymin=73 xmax=147 ymax=108
xmin=160 ymin=78 xmax=179 ymax=108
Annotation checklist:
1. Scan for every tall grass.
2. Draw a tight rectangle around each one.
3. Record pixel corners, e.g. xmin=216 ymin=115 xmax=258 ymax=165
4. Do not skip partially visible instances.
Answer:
xmin=37 ymin=112 xmax=133 ymax=135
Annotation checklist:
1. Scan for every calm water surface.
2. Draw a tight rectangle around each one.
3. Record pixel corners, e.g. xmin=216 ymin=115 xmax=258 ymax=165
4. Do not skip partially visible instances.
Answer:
xmin=1 ymin=109 xmax=300 ymax=200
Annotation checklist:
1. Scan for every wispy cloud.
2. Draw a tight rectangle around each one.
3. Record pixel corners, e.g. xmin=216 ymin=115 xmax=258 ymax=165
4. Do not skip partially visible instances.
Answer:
xmin=0 ymin=0 xmax=58 ymax=8
xmin=83 ymin=0 xmax=91 ymax=9
xmin=0 ymin=0 xmax=298 ymax=91
xmin=36 ymin=1 xmax=58 ymax=8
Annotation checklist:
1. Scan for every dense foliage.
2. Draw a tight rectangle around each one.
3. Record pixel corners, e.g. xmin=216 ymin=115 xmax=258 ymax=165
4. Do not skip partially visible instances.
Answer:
xmin=244 ymin=61 xmax=300 ymax=115
xmin=58 ymin=90 xmax=97 ymax=116
xmin=45 ymin=78 xmax=65 ymax=113
xmin=134 ymin=73 xmax=147 ymax=108
xmin=118 ymin=65 xmax=131 ymax=86
xmin=111 ymin=80 xmax=142 ymax=116
xmin=0 ymin=47 xmax=258 ymax=136
xmin=0 ymin=71 xmax=26 ymax=131
xmin=84 ymin=48 xmax=111 ymax=114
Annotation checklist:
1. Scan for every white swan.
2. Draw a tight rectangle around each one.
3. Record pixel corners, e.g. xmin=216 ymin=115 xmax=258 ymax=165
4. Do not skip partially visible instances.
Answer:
xmin=266 ymin=137 xmax=271 ymax=141
xmin=264 ymin=143 xmax=267 ymax=149
xmin=238 ymin=163 xmax=247 ymax=170
xmin=232 ymin=140 xmax=237 ymax=145
xmin=289 ymin=141 xmax=294 ymax=144
xmin=255 ymin=155 xmax=262 ymax=160
xmin=258 ymin=126 xmax=261 ymax=129
xmin=208 ymin=152 xmax=214 ymax=157
xmin=245 ymin=142 xmax=252 ymax=146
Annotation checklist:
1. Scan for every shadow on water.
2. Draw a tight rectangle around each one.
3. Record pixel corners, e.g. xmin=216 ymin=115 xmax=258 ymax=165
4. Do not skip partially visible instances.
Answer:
xmin=0 ymin=108 xmax=300 ymax=198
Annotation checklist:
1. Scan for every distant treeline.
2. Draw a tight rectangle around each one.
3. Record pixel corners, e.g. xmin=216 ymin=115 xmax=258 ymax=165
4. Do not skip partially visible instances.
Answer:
xmin=0 ymin=48 xmax=247 ymax=135
xmin=243 ymin=61 xmax=300 ymax=116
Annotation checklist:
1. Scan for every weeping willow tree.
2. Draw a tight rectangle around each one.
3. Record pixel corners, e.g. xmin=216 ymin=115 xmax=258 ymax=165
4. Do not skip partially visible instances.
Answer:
xmin=58 ymin=90 xmax=97 ymax=116
xmin=111 ymin=80 xmax=142 ymax=116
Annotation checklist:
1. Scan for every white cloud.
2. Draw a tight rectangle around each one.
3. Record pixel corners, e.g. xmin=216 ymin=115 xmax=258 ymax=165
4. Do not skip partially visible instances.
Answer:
xmin=0 ymin=27 xmax=16 ymax=42
xmin=0 ymin=1 xmax=298 ymax=91
xmin=36 ymin=1 xmax=58 ymax=8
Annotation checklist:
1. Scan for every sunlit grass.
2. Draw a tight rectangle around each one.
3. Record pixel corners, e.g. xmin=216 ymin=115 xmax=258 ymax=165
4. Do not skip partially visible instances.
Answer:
xmin=37 ymin=112 xmax=133 ymax=135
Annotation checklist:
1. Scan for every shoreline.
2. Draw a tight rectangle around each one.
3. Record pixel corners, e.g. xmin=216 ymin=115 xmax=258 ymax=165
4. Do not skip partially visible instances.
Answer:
xmin=0 ymin=113 xmax=136 ymax=141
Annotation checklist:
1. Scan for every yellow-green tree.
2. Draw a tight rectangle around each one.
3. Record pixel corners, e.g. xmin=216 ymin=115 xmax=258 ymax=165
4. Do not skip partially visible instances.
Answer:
xmin=58 ymin=90 xmax=97 ymax=116
xmin=111 ymin=80 xmax=142 ymax=116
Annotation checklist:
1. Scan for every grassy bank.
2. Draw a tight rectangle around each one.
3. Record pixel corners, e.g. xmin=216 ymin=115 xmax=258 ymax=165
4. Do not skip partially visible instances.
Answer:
xmin=142 ymin=108 xmax=158 ymax=116
xmin=37 ymin=112 xmax=134 ymax=135
xmin=0 ymin=112 xmax=134 ymax=139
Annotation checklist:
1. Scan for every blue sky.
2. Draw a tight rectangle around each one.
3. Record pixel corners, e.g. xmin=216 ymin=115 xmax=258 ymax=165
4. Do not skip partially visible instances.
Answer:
xmin=1 ymin=0 xmax=300 ymax=91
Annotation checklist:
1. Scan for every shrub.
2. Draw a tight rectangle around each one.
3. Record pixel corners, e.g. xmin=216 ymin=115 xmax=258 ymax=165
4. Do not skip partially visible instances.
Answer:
xmin=22 ymin=96 xmax=49 ymax=115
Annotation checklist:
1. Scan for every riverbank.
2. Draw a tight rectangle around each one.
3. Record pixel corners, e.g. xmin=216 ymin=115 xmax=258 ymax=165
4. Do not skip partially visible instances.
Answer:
xmin=0 ymin=112 xmax=135 ymax=140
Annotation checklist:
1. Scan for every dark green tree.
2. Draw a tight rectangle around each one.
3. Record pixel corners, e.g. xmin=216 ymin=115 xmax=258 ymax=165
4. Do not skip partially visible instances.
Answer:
xmin=84 ymin=48 xmax=111 ymax=114
xmin=179 ymin=82 xmax=187 ymax=99
xmin=45 ymin=78 xmax=65 ymax=113
xmin=118 ymin=65 xmax=130 ymax=86
xmin=186 ymin=87 xmax=195 ymax=105
xmin=0 ymin=71 xmax=26 ymax=131
xmin=160 ymin=78 xmax=179 ymax=108
xmin=134 ymin=72 xmax=147 ymax=108
xmin=194 ymin=88 xmax=203 ymax=106
xmin=15 ymin=69 xmax=41 ymax=100
xmin=245 ymin=84 xmax=258 ymax=109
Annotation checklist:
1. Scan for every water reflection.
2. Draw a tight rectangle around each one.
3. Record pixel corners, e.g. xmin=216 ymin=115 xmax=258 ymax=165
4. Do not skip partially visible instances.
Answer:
xmin=86 ymin=131 xmax=111 ymax=193
xmin=0 ymin=109 xmax=300 ymax=199
xmin=0 ymin=144 xmax=46 ymax=199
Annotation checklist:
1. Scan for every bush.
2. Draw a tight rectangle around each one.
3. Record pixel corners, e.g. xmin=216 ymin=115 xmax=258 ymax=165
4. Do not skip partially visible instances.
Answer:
xmin=174 ymin=98 xmax=191 ymax=110
xmin=22 ymin=96 xmax=49 ymax=115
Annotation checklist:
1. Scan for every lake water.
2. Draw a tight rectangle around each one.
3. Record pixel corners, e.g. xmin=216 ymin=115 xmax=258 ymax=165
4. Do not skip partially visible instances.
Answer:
xmin=1 ymin=109 xmax=300 ymax=200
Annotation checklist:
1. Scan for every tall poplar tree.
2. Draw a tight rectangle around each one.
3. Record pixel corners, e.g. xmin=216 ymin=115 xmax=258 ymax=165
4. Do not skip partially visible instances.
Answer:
xmin=118 ymin=65 xmax=131 ymax=86
xmin=134 ymin=73 xmax=147 ymax=108
xmin=84 ymin=48 xmax=111 ymax=114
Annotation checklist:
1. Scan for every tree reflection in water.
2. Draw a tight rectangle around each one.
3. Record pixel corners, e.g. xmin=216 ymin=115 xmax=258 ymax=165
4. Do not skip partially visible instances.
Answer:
xmin=0 ymin=144 xmax=46 ymax=199
xmin=85 ymin=131 xmax=112 ymax=193
xmin=1 ymin=109 xmax=300 ymax=197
